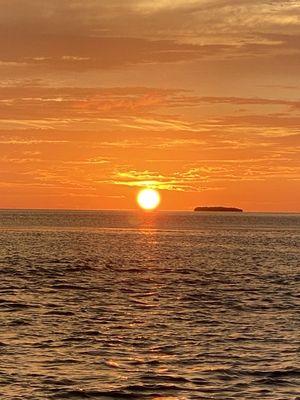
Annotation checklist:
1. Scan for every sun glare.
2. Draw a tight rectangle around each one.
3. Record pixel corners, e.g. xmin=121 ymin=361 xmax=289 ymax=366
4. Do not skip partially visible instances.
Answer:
xmin=137 ymin=188 xmax=160 ymax=210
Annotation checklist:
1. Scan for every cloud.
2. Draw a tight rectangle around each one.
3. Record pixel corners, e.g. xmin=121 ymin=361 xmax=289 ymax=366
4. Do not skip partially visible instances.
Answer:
xmin=109 ymin=159 xmax=300 ymax=192
xmin=213 ymin=114 xmax=300 ymax=131
xmin=0 ymin=86 xmax=185 ymax=120
xmin=1 ymin=1 xmax=299 ymax=73
xmin=1 ymin=33 xmax=299 ymax=72
xmin=197 ymin=96 xmax=300 ymax=110
xmin=110 ymin=168 xmax=205 ymax=191
xmin=0 ymin=32 xmax=235 ymax=72
xmin=0 ymin=139 xmax=69 ymax=145
xmin=1 ymin=85 xmax=300 ymax=134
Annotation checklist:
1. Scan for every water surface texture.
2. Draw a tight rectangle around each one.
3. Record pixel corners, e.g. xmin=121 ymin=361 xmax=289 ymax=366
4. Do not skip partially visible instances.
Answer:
xmin=0 ymin=210 xmax=299 ymax=399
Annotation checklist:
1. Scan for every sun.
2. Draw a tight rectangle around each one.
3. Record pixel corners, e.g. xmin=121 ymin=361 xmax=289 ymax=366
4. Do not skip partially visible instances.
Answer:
xmin=137 ymin=188 xmax=160 ymax=210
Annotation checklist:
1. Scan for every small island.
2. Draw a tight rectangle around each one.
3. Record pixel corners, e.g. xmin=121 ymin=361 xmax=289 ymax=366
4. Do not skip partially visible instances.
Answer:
xmin=194 ymin=206 xmax=243 ymax=212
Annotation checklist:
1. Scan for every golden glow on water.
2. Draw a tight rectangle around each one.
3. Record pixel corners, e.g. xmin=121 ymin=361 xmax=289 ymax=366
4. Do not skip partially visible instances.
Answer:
xmin=1 ymin=211 xmax=299 ymax=399
xmin=137 ymin=189 xmax=160 ymax=210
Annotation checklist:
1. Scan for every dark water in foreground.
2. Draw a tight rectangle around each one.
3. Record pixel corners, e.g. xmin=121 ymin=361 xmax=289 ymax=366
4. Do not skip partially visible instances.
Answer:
xmin=0 ymin=210 xmax=299 ymax=399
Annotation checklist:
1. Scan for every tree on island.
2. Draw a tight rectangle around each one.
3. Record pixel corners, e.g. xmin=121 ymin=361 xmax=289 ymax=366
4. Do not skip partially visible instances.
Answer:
xmin=194 ymin=206 xmax=243 ymax=212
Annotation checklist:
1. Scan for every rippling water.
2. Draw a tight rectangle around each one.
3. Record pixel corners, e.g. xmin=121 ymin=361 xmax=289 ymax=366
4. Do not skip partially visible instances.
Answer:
xmin=0 ymin=210 xmax=299 ymax=399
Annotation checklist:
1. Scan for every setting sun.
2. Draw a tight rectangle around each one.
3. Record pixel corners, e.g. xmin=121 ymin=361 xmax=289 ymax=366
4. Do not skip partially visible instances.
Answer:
xmin=137 ymin=188 xmax=160 ymax=210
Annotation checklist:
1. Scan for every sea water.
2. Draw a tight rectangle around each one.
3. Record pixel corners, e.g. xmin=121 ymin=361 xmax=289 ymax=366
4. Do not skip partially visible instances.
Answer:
xmin=0 ymin=210 xmax=299 ymax=399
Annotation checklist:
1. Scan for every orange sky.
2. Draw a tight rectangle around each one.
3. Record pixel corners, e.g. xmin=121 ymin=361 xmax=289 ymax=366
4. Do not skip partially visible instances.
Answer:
xmin=0 ymin=0 xmax=299 ymax=211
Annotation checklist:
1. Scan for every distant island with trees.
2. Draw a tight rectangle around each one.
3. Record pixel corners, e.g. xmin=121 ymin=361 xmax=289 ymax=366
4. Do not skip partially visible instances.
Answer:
xmin=194 ymin=206 xmax=243 ymax=212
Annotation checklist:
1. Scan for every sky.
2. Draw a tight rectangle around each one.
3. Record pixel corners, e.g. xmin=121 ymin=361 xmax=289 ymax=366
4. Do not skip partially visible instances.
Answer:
xmin=0 ymin=0 xmax=299 ymax=211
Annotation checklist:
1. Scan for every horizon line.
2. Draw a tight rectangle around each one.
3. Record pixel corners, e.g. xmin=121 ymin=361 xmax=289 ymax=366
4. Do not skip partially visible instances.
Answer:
xmin=0 ymin=207 xmax=299 ymax=214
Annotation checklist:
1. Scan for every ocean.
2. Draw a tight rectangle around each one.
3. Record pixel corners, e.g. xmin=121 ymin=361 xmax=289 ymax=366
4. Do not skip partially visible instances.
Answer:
xmin=0 ymin=210 xmax=299 ymax=399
